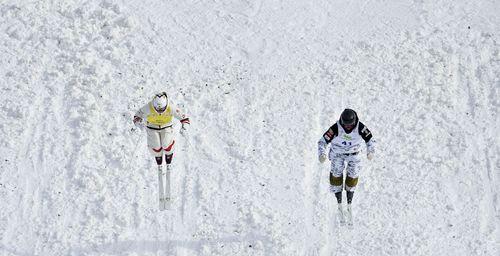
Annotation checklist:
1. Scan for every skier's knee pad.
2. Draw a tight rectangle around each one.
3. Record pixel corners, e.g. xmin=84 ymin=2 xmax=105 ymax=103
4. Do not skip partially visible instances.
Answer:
xmin=329 ymin=173 xmax=343 ymax=193
xmin=163 ymin=141 xmax=175 ymax=153
xmin=345 ymin=176 xmax=358 ymax=190
xmin=151 ymin=147 xmax=163 ymax=157
xmin=329 ymin=173 xmax=343 ymax=186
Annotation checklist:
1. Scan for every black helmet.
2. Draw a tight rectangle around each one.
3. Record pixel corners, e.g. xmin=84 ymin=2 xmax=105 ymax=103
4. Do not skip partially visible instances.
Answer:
xmin=340 ymin=109 xmax=357 ymax=126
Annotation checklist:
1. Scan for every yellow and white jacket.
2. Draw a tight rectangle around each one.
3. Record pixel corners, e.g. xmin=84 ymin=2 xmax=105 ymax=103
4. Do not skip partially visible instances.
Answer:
xmin=134 ymin=100 xmax=190 ymax=130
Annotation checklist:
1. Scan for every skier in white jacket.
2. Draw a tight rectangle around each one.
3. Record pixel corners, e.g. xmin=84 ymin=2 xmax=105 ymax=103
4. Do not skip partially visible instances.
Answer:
xmin=318 ymin=109 xmax=375 ymax=207
xmin=133 ymin=91 xmax=190 ymax=169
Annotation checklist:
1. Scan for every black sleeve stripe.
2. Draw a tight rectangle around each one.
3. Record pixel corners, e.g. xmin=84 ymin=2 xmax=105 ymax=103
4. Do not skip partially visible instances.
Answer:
xmin=323 ymin=123 xmax=338 ymax=143
xmin=358 ymin=122 xmax=372 ymax=142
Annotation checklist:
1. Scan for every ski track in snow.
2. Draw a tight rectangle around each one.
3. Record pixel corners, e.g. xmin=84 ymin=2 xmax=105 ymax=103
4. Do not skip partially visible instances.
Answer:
xmin=1 ymin=0 xmax=499 ymax=255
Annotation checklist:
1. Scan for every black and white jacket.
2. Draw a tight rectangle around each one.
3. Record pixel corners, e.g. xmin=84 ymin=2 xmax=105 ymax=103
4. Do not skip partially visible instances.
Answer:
xmin=318 ymin=111 xmax=375 ymax=156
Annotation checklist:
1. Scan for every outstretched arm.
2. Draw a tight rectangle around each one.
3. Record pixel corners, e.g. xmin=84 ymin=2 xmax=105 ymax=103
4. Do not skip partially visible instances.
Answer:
xmin=318 ymin=124 xmax=338 ymax=162
xmin=172 ymin=105 xmax=189 ymax=124
xmin=172 ymin=104 xmax=190 ymax=135
xmin=133 ymin=104 xmax=148 ymax=127
xmin=358 ymin=122 xmax=375 ymax=159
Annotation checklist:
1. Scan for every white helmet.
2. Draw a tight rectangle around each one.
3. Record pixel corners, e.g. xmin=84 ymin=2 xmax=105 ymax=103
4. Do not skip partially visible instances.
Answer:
xmin=152 ymin=92 xmax=168 ymax=112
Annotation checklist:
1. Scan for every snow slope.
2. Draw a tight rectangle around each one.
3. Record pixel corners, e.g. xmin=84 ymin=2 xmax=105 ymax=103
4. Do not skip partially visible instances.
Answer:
xmin=0 ymin=0 xmax=499 ymax=255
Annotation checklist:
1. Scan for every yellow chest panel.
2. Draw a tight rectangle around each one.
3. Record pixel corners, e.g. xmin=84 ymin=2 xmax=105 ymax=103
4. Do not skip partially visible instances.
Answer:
xmin=146 ymin=104 xmax=173 ymax=126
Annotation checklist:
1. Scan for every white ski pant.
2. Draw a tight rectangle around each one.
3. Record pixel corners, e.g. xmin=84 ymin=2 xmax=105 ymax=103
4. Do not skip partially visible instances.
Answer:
xmin=329 ymin=153 xmax=362 ymax=193
xmin=146 ymin=127 xmax=175 ymax=157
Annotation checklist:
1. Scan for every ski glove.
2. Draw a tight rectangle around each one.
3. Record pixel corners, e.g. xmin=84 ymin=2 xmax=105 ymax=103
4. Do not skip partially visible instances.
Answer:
xmin=180 ymin=118 xmax=190 ymax=137
xmin=180 ymin=125 xmax=188 ymax=137
xmin=367 ymin=152 xmax=374 ymax=160
xmin=133 ymin=116 xmax=144 ymax=130
xmin=319 ymin=154 xmax=327 ymax=163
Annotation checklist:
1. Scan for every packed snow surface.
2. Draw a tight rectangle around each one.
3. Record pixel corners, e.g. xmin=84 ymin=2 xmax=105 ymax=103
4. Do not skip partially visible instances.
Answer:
xmin=0 ymin=0 xmax=499 ymax=255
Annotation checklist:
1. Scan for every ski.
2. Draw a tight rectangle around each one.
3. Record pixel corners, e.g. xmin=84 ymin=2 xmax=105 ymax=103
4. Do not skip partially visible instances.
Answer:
xmin=346 ymin=204 xmax=353 ymax=226
xmin=164 ymin=164 xmax=172 ymax=210
xmin=337 ymin=203 xmax=346 ymax=225
xmin=158 ymin=165 xmax=166 ymax=211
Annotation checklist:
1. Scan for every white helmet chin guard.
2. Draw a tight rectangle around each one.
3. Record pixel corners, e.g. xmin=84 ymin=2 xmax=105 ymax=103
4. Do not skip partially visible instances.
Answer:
xmin=153 ymin=92 xmax=168 ymax=112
